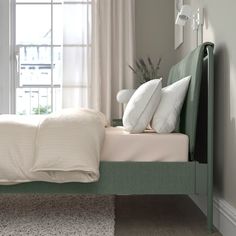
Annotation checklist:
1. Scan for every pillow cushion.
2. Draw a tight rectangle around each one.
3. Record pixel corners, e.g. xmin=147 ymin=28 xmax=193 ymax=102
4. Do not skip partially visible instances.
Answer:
xmin=151 ymin=76 xmax=191 ymax=134
xmin=123 ymin=79 xmax=162 ymax=133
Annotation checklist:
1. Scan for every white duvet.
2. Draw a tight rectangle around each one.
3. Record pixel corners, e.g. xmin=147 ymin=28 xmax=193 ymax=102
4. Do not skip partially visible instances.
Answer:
xmin=0 ymin=109 xmax=106 ymax=185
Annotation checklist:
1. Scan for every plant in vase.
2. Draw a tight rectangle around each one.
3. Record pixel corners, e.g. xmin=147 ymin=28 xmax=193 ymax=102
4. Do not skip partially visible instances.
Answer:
xmin=129 ymin=57 xmax=162 ymax=85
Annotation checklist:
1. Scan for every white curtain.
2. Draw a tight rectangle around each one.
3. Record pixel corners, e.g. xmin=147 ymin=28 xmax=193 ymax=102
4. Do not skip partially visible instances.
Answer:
xmin=90 ymin=0 xmax=135 ymax=121
xmin=61 ymin=1 xmax=91 ymax=109
xmin=61 ymin=0 xmax=135 ymax=121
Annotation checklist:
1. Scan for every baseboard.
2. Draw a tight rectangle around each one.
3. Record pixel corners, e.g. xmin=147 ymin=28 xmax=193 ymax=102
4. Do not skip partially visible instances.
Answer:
xmin=190 ymin=195 xmax=236 ymax=236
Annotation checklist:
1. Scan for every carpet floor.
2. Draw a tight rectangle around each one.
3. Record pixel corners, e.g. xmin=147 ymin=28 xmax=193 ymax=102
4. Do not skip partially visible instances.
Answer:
xmin=0 ymin=195 xmax=115 ymax=236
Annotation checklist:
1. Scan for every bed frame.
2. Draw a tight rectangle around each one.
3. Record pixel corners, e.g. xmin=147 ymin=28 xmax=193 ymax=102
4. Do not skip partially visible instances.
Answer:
xmin=0 ymin=43 xmax=214 ymax=232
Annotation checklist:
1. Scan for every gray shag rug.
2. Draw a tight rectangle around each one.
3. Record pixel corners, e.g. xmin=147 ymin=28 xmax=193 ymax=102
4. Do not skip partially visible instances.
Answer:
xmin=0 ymin=194 xmax=115 ymax=236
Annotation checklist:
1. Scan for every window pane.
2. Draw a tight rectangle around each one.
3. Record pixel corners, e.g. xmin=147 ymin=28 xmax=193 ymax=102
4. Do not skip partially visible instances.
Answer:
xmin=15 ymin=1 xmax=91 ymax=114
xmin=53 ymin=4 xmax=63 ymax=45
xmin=16 ymin=0 xmax=51 ymax=3
xmin=16 ymin=88 xmax=52 ymax=115
xmin=53 ymin=46 xmax=63 ymax=85
xmin=16 ymin=0 xmax=64 ymax=3
xmin=63 ymin=4 xmax=91 ymax=45
xmin=19 ymin=46 xmax=51 ymax=86
xmin=53 ymin=88 xmax=62 ymax=112
xmin=16 ymin=5 xmax=51 ymax=45
xmin=63 ymin=47 xmax=89 ymax=87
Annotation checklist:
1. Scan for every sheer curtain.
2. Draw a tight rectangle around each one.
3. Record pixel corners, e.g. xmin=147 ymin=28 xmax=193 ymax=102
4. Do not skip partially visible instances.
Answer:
xmin=61 ymin=0 xmax=135 ymax=121
xmin=61 ymin=0 xmax=91 ymax=109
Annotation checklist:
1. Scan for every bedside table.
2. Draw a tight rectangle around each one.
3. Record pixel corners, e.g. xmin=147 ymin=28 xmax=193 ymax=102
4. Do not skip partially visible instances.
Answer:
xmin=111 ymin=119 xmax=123 ymax=127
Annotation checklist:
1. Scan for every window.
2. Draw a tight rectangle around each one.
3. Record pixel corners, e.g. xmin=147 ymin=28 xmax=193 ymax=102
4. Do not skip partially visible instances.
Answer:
xmin=14 ymin=0 xmax=92 ymax=115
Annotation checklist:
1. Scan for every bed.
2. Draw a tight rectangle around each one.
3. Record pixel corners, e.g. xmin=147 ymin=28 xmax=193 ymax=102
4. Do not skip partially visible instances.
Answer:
xmin=102 ymin=127 xmax=189 ymax=162
xmin=0 ymin=42 xmax=214 ymax=232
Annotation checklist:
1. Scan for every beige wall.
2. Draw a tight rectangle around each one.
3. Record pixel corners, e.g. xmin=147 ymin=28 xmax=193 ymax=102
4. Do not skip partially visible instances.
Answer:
xmin=176 ymin=0 xmax=236 ymax=208
xmin=135 ymin=0 xmax=175 ymax=85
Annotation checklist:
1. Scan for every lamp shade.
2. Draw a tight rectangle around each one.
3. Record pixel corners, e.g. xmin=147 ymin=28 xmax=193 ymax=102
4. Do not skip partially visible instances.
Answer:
xmin=175 ymin=5 xmax=192 ymax=26
xmin=116 ymin=89 xmax=136 ymax=104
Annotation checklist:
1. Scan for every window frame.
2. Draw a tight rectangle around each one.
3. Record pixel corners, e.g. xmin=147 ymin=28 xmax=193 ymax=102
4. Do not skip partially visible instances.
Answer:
xmin=12 ymin=0 xmax=92 ymax=115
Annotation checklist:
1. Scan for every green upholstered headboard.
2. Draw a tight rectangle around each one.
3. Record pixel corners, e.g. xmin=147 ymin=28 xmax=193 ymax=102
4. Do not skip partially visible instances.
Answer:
xmin=167 ymin=42 xmax=214 ymax=161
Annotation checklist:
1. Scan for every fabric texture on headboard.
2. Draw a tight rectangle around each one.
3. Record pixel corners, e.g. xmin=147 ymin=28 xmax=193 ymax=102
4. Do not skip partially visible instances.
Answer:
xmin=167 ymin=42 xmax=214 ymax=161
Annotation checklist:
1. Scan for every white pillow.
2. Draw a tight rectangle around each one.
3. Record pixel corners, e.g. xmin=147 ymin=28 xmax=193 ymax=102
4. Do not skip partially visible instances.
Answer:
xmin=123 ymin=79 xmax=162 ymax=133
xmin=151 ymin=76 xmax=191 ymax=134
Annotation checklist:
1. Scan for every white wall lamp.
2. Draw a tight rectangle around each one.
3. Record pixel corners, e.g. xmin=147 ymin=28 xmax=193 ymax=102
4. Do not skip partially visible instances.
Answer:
xmin=175 ymin=5 xmax=192 ymax=26
xmin=175 ymin=1 xmax=204 ymax=46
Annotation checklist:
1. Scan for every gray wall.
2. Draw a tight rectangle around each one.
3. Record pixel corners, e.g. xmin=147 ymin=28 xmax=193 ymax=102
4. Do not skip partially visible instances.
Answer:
xmin=0 ymin=0 xmax=11 ymax=114
xmin=176 ymin=0 xmax=236 ymax=208
xmin=135 ymin=0 xmax=175 ymax=85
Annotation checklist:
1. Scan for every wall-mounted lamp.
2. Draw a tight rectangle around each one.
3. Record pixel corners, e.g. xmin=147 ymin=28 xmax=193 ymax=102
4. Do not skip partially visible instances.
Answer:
xmin=175 ymin=1 xmax=204 ymax=46
xmin=175 ymin=5 xmax=192 ymax=26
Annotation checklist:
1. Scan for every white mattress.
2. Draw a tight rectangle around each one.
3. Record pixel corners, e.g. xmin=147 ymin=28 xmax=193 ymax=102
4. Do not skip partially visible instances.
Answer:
xmin=101 ymin=127 xmax=189 ymax=162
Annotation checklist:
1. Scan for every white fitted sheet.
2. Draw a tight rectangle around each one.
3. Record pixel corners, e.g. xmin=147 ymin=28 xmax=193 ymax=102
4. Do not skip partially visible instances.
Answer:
xmin=101 ymin=127 xmax=189 ymax=162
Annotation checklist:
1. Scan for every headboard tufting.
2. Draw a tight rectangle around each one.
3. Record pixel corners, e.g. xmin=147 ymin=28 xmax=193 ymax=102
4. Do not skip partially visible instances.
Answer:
xmin=167 ymin=42 xmax=214 ymax=161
